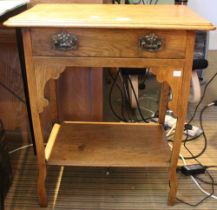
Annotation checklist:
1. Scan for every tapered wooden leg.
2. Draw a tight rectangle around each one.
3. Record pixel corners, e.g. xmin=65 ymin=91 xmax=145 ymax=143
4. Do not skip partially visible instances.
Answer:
xmin=37 ymin=164 xmax=48 ymax=207
xmin=22 ymin=29 xmax=48 ymax=207
xmin=168 ymin=115 xmax=186 ymax=205
xmin=168 ymin=31 xmax=196 ymax=205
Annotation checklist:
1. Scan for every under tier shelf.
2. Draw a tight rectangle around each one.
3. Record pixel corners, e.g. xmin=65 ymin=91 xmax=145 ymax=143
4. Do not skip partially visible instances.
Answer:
xmin=45 ymin=122 xmax=170 ymax=167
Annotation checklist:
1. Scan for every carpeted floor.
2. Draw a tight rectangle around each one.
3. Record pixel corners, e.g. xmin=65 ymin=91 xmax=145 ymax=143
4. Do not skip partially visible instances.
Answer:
xmin=4 ymin=51 xmax=217 ymax=209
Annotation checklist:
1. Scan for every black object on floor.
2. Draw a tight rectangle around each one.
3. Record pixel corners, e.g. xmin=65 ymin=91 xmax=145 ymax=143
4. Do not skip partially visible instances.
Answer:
xmin=0 ymin=121 xmax=12 ymax=210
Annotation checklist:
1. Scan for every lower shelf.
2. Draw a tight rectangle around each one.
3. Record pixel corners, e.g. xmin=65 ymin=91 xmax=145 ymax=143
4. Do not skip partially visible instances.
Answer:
xmin=45 ymin=122 xmax=170 ymax=167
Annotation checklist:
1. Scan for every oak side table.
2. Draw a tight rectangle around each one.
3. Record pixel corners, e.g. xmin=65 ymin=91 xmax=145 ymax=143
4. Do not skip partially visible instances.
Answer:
xmin=4 ymin=4 xmax=215 ymax=207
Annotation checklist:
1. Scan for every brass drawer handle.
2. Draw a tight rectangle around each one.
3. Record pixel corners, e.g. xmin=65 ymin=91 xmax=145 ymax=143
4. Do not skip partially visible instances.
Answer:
xmin=52 ymin=32 xmax=78 ymax=51
xmin=139 ymin=33 xmax=164 ymax=52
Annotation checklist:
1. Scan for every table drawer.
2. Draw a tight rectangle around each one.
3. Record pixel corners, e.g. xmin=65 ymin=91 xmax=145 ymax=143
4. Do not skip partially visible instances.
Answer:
xmin=31 ymin=28 xmax=186 ymax=58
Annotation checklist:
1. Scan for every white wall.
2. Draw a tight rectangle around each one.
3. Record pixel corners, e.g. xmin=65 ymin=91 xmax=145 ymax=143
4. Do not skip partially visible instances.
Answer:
xmin=188 ymin=0 xmax=217 ymax=50
xmin=158 ymin=0 xmax=217 ymax=50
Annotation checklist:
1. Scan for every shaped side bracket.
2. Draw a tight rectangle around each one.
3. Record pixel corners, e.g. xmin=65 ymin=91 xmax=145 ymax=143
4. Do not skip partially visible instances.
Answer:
xmin=150 ymin=67 xmax=183 ymax=116
xmin=34 ymin=63 xmax=66 ymax=113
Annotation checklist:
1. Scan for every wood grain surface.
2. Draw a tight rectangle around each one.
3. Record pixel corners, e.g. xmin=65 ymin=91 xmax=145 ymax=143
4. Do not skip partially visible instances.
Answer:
xmin=31 ymin=28 xmax=186 ymax=58
xmin=0 ymin=0 xmax=107 ymax=142
xmin=5 ymin=3 xmax=215 ymax=207
xmin=4 ymin=4 xmax=215 ymax=30
xmin=45 ymin=122 xmax=170 ymax=167
xmin=29 ymin=0 xmax=107 ymax=123
xmin=4 ymin=47 xmax=217 ymax=210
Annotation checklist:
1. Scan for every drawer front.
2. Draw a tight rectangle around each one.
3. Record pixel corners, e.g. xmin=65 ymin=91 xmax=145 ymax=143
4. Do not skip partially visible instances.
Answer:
xmin=31 ymin=28 xmax=186 ymax=58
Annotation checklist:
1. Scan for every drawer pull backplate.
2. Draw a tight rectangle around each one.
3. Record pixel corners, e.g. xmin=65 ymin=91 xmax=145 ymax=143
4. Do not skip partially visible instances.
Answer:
xmin=140 ymin=33 xmax=164 ymax=52
xmin=52 ymin=32 xmax=78 ymax=51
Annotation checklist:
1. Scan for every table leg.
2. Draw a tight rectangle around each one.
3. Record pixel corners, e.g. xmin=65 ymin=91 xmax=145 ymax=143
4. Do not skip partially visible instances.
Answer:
xmin=168 ymin=114 xmax=187 ymax=205
xmin=16 ymin=28 xmax=37 ymax=155
xmin=168 ymin=31 xmax=195 ymax=205
xmin=22 ymin=29 xmax=48 ymax=207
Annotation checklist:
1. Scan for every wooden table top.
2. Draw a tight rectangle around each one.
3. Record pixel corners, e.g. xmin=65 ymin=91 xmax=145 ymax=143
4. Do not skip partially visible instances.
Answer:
xmin=4 ymin=4 xmax=215 ymax=30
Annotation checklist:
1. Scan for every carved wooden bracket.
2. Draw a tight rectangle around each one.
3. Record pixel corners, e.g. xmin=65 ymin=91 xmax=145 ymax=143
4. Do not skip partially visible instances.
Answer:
xmin=32 ymin=63 xmax=186 ymax=115
xmin=150 ymin=67 xmax=184 ymax=116
xmin=34 ymin=63 xmax=66 ymax=113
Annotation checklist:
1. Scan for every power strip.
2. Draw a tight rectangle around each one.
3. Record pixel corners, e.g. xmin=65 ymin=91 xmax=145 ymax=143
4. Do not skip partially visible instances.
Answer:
xmin=164 ymin=115 xmax=203 ymax=137
xmin=165 ymin=115 xmax=177 ymax=127
xmin=184 ymin=125 xmax=203 ymax=137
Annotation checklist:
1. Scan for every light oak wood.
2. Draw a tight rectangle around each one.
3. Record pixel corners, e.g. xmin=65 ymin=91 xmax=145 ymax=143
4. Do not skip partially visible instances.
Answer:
xmin=45 ymin=123 xmax=60 ymax=160
xmin=158 ymin=81 xmax=170 ymax=125
xmin=57 ymin=67 xmax=103 ymax=121
xmin=29 ymin=0 xmax=107 ymax=123
xmin=4 ymin=3 xmax=215 ymax=207
xmin=32 ymin=58 xmax=186 ymax=114
xmin=4 ymin=4 xmax=215 ymax=30
xmin=34 ymin=63 xmax=65 ymax=113
xmin=150 ymin=67 xmax=183 ymax=116
xmin=33 ymin=56 xmax=185 ymax=68
xmin=5 ymin=51 xmax=217 ymax=210
xmin=64 ymin=121 xmax=156 ymax=125
xmin=31 ymin=28 xmax=186 ymax=58
xmin=168 ymin=31 xmax=196 ymax=205
xmin=45 ymin=122 xmax=170 ymax=167
xmin=22 ymin=29 xmax=47 ymax=207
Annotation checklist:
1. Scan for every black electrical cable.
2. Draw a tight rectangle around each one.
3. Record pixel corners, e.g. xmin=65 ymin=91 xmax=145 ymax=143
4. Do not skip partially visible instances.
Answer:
xmin=184 ymin=99 xmax=215 ymax=159
xmin=154 ymin=0 xmax=158 ymax=4
xmin=120 ymin=82 xmax=130 ymax=122
xmin=168 ymin=62 xmax=217 ymax=206
xmin=175 ymin=103 xmax=217 ymax=206
xmin=0 ymin=120 xmax=5 ymax=140
xmin=109 ymin=69 xmax=154 ymax=123
xmin=167 ymin=72 xmax=217 ymax=145
xmin=121 ymin=74 xmax=134 ymax=121
xmin=177 ymin=165 xmax=215 ymax=206
xmin=127 ymin=75 xmax=147 ymax=122
xmin=183 ymin=105 xmax=210 ymax=160
xmin=174 ymin=131 xmax=216 ymax=206
xmin=188 ymin=72 xmax=217 ymax=125
xmin=131 ymin=0 xmax=141 ymax=4
xmin=108 ymin=70 xmax=129 ymax=121
xmin=0 ymin=81 xmax=25 ymax=104
xmin=180 ymin=72 xmax=217 ymax=158
xmin=108 ymin=70 xmax=128 ymax=122
xmin=167 ymin=132 xmax=203 ymax=143
xmin=195 ymin=173 xmax=217 ymax=186
xmin=127 ymin=75 xmax=154 ymax=122
xmin=183 ymin=101 xmax=217 ymax=175
xmin=120 ymin=75 xmax=130 ymax=121
xmin=113 ymin=0 xmax=121 ymax=4
xmin=184 ymin=132 xmax=203 ymax=143
xmin=176 ymin=170 xmax=215 ymax=207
